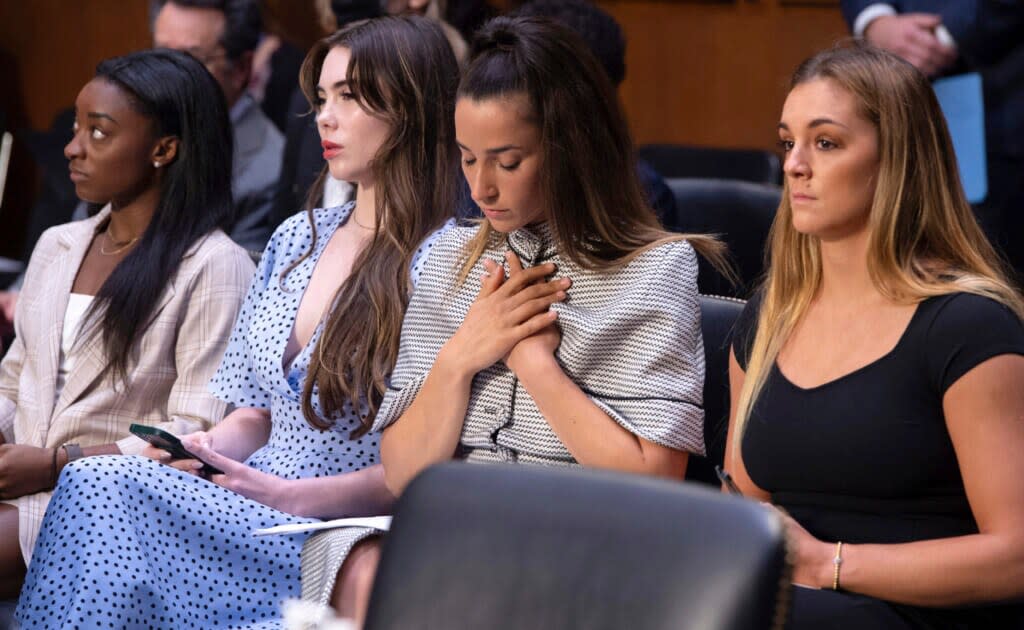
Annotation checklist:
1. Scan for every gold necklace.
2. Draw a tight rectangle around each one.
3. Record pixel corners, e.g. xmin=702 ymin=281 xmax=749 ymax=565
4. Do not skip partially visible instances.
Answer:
xmin=99 ymin=228 xmax=140 ymax=256
xmin=350 ymin=212 xmax=375 ymax=230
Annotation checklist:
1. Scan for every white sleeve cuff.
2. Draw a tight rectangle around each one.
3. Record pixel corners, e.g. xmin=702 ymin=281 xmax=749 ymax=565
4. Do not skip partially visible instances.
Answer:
xmin=115 ymin=434 xmax=148 ymax=456
xmin=853 ymin=4 xmax=897 ymax=38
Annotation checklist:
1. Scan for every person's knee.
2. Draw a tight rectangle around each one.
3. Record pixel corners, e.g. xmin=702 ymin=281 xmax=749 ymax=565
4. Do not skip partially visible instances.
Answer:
xmin=330 ymin=536 xmax=382 ymax=621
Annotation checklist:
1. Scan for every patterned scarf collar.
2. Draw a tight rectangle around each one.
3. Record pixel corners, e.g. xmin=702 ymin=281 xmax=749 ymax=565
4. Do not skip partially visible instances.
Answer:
xmin=506 ymin=221 xmax=558 ymax=265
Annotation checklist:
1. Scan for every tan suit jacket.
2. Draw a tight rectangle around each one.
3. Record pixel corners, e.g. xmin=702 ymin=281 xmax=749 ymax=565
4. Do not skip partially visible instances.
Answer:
xmin=0 ymin=207 xmax=254 ymax=560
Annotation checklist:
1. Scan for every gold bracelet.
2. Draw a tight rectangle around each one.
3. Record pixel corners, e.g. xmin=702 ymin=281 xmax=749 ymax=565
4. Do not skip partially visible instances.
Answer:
xmin=832 ymin=541 xmax=844 ymax=590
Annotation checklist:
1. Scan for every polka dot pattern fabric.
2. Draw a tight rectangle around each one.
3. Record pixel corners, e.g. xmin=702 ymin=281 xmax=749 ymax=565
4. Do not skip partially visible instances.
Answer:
xmin=17 ymin=456 xmax=311 ymax=629
xmin=16 ymin=204 xmax=451 ymax=629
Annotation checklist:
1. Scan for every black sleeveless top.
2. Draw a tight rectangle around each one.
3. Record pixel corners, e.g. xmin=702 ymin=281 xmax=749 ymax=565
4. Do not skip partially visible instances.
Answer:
xmin=734 ymin=291 xmax=1024 ymax=628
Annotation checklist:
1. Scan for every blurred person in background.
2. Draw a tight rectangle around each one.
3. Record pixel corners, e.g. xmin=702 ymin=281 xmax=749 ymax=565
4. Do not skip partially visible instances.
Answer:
xmin=840 ymin=0 xmax=1024 ymax=278
xmin=152 ymin=0 xmax=284 ymax=252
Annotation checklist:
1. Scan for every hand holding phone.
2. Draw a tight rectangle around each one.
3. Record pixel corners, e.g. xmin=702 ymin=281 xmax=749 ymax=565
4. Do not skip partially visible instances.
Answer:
xmin=130 ymin=424 xmax=224 ymax=475
xmin=715 ymin=465 xmax=744 ymax=496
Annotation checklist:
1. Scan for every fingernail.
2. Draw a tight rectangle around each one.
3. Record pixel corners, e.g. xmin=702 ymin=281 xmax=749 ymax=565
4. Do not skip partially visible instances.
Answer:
xmin=560 ymin=278 xmax=570 ymax=287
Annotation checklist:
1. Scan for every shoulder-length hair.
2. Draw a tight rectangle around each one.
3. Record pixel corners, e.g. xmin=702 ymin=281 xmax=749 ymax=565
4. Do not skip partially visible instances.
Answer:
xmin=456 ymin=16 xmax=726 ymax=278
xmin=733 ymin=41 xmax=1024 ymax=450
xmin=294 ymin=16 xmax=461 ymax=434
xmin=88 ymin=48 xmax=233 ymax=384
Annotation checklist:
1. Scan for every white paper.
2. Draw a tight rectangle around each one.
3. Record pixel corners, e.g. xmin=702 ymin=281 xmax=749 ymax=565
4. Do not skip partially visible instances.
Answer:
xmin=252 ymin=515 xmax=392 ymax=537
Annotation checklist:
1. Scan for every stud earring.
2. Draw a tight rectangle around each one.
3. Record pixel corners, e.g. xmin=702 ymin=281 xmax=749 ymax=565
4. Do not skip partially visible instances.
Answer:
xmin=153 ymin=161 xmax=161 ymax=168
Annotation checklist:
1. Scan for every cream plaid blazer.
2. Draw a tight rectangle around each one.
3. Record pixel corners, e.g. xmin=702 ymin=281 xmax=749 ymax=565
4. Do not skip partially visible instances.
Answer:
xmin=0 ymin=207 xmax=254 ymax=560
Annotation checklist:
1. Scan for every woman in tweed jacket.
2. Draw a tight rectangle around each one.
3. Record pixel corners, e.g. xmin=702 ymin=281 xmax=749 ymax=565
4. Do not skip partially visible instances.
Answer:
xmin=0 ymin=50 xmax=253 ymax=594
xmin=302 ymin=15 xmax=724 ymax=621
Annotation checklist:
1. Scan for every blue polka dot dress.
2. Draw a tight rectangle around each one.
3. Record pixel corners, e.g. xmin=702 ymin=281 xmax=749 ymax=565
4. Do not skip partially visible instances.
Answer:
xmin=16 ymin=203 xmax=450 ymax=629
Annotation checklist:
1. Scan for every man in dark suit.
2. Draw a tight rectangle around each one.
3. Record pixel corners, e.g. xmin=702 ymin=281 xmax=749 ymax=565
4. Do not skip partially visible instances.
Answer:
xmin=154 ymin=0 xmax=284 ymax=252
xmin=840 ymin=0 xmax=1024 ymax=276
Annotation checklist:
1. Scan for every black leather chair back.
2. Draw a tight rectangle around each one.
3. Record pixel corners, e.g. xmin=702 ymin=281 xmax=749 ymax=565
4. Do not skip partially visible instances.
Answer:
xmin=687 ymin=295 xmax=746 ymax=486
xmin=638 ymin=144 xmax=781 ymax=185
xmin=365 ymin=463 xmax=791 ymax=630
xmin=667 ymin=178 xmax=779 ymax=298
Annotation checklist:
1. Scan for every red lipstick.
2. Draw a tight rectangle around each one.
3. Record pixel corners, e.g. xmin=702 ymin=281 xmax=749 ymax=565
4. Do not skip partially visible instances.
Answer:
xmin=321 ymin=140 xmax=343 ymax=160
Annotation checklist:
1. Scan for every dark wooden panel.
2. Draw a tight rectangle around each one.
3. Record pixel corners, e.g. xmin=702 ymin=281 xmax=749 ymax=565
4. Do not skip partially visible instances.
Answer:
xmin=596 ymin=0 xmax=848 ymax=151
xmin=0 ymin=0 xmax=850 ymax=255
xmin=0 ymin=0 xmax=151 ymax=131
xmin=0 ymin=0 xmax=150 ymax=256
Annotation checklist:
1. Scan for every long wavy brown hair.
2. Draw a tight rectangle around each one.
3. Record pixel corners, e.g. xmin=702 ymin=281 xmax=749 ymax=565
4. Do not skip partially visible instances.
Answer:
xmin=456 ymin=16 xmax=728 ymax=279
xmin=292 ymin=16 xmax=461 ymax=434
xmin=732 ymin=41 xmax=1023 ymax=454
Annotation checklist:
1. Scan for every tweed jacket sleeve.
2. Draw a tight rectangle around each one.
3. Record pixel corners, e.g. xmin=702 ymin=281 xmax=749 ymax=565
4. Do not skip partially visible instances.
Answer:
xmin=572 ymin=240 xmax=706 ymax=455
xmin=0 ymin=309 xmax=25 ymax=442
xmin=374 ymin=225 xmax=706 ymax=461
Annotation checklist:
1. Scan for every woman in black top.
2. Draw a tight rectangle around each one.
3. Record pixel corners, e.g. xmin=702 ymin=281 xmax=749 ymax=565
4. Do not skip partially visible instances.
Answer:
xmin=723 ymin=42 xmax=1024 ymax=629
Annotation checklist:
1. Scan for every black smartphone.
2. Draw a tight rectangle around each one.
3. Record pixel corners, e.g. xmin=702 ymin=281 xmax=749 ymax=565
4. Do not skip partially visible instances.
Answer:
xmin=130 ymin=424 xmax=224 ymax=475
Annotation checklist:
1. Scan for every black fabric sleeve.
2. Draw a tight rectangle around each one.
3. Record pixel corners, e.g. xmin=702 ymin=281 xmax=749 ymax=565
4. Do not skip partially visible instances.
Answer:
xmin=731 ymin=288 xmax=763 ymax=371
xmin=925 ymin=293 xmax=1024 ymax=394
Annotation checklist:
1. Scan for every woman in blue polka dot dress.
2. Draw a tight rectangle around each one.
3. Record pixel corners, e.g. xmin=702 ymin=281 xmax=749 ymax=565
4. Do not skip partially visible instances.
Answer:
xmin=16 ymin=16 xmax=462 ymax=629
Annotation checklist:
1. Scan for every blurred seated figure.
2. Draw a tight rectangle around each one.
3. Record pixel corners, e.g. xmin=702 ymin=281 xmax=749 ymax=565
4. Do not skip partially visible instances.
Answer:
xmin=16 ymin=17 xmax=461 ymax=628
xmin=384 ymin=0 xmax=468 ymax=64
xmin=723 ymin=42 xmax=1024 ymax=629
xmin=0 ymin=109 xmax=80 ymax=345
xmin=443 ymin=0 xmax=495 ymax=42
xmin=839 ymin=1 xmax=1024 ymax=277
xmin=513 ymin=0 xmax=677 ymax=225
xmin=249 ymin=33 xmax=306 ymax=134
xmin=153 ymin=0 xmax=284 ymax=252
xmin=0 ymin=48 xmax=252 ymax=600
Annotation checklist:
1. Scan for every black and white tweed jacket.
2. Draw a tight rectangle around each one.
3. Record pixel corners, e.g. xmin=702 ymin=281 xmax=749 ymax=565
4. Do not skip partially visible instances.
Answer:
xmin=372 ymin=222 xmax=706 ymax=465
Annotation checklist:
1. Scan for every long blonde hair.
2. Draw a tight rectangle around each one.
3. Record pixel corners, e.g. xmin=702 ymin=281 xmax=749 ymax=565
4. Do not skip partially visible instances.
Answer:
xmin=291 ymin=17 xmax=461 ymax=435
xmin=455 ymin=17 xmax=728 ymax=280
xmin=733 ymin=41 xmax=1023 ymax=452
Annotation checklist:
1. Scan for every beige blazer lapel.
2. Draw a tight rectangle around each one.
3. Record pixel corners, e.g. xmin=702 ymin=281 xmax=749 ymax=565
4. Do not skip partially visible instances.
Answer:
xmin=38 ymin=213 xmax=103 ymax=422
xmin=52 ymin=228 xmax=213 ymax=415
xmin=48 ymin=206 xmax=145 ymax=417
